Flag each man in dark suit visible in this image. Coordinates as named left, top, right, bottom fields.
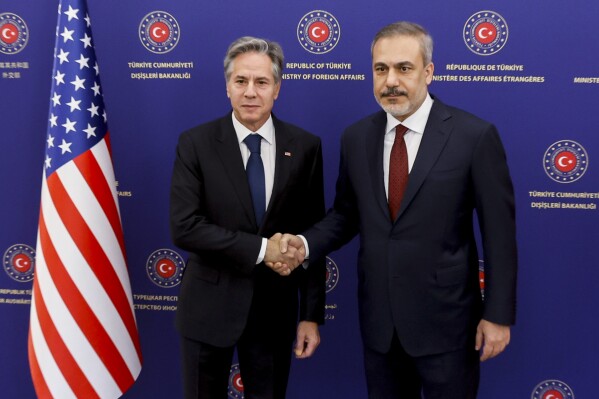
left=170, top=36, right=326, bottom=399
left=277, top=22, right=517, bottom=398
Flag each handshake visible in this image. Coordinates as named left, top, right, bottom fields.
left=264, top=233, right=306, bottom=276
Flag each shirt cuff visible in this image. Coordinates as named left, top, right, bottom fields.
left=297, top=234, right=310, bottom=269
left=256, top=237, right=267, bottom=264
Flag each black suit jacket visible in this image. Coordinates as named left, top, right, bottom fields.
left=304, top=97, right=517, bottom=356
left=170, top=112, right=326, bottom=347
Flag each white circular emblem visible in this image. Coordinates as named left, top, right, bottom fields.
left=139, top=11, right=180, bottom=54
left=543, top=140, right=588, bottom=183
left=3, top=244, right=35, bottom=282
left=0, top=13, right=29, bottom=55
left=325, top=256, right=340, bottom=293
left=146, top=249, right=185, bottom=287
left=531, top=379, right=575, bottom=399
left=463, top=11, right=509, bottom=55
left=228, top=363, right=244, bottom=399
left=297, top=10, right=341, bottom=54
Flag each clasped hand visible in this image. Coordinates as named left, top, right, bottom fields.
left=264, top=233, right=305, bottom=276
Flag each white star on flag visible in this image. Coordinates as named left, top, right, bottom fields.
left=80, top=33, right=92, bottom=48
left=83, top=123, right=97, bottom=138
left=64, top=5, right=79, bottom=21
left=57, top=48, right=70, bottom=64
left=58, top=138, right=73, bottom=154
left=75, top=54, right=90, bottom=69
left=91, top=81, right=101, bottom=96
left=54, top=71, right=65, bottom=85
left=49, top=114, right=58, bottom=127
left=87, top=102, right=99, bottom=117
left=70, top=75, right=86, bottom=90
left=60, top=26, right=75, bottom=42
left=51, top=92, right=61, bottom=106
left=62, top=117, right=77, bottom=133
left=66, top=96, right=81, bottom=112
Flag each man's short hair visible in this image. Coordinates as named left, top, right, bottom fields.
left=371, top=22, right=433, bottom=66
left=224, top=36, right=284, bottom=83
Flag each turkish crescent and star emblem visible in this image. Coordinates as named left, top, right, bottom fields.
left=297, top=10, right=341, bottom=54
left=228, top=364, right=244, bottom=399
left=3, top=244, right=35, bottom=282
left=146, top=249, right=185, bottom=287
left=531, top=379, right=575, bottom=399
left=463, top=10, right=508, bottom=55
left=0, top=12, right=28, bottom=54
left=149, top=21, right=170, bottom=43
left=544, top=140, right=588, bottom=183
left=2, top=23, right=19, bottom=44
left=139, top=11, right=180, bottom=54
left=325, top=256, right=340, bottom=293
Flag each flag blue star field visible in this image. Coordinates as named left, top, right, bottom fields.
left=28, top=1, right=142, bottom=397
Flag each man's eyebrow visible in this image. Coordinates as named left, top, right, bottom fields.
left=394, top=61, right=415, bottom=68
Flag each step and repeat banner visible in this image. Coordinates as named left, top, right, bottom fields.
left=1, top=0, right=598, bottom=398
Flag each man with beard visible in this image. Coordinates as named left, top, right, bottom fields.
left=276, top=22, right=517, bottom=398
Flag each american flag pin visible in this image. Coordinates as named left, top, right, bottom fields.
left=284, top=151, right=292, bottom=157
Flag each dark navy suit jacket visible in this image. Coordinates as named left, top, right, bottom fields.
left=304, top=97, right=517, bottom=356
left=170, top=112, right=326, bottom=347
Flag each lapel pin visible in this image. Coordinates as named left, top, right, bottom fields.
left=284, top=151, right=292, bottom=157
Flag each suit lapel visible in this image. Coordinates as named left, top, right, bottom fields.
left=264, top=116, right=295, bottom=230
left=366, top=111, right=391, bottom=219
left=214, top=115, right=257, bottom=227
left=395, top=100, right=453, bottom=221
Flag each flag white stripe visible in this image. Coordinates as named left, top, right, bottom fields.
left=30, top=286, right=77, bottom=399
left=37, top=176, right=123, bottom=395
left=57, top=160, right=140, bottom=372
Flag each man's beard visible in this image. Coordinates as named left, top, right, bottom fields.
left=376, top=87, right=411, bottom=117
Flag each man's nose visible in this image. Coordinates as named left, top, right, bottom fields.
left=244, top=82, right=257, bottom=97
left=386, top=69, right=401, bottom=87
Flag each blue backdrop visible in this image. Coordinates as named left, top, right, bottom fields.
left=1, top=0, right=598, bottom=398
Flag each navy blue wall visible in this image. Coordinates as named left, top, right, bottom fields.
left=1, top=1, right=598, bottom=397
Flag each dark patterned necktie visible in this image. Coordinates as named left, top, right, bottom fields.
left=388, top=125, right=409, bottom=221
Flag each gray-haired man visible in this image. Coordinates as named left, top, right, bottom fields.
left=170, top=37, right=326, bottom=398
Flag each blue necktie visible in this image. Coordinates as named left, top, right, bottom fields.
left=244, top=134, right=265, bottom=225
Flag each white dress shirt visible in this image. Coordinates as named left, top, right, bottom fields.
left=383, top=94, right=434, bottom=200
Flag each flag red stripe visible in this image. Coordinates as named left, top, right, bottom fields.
left=39, top=187, right=135, bottom=391
left=28, top=330, right=53, bottom=399
left=105, top=131, right=113, bottom=158
left=73, top=148, right=142, bottom=358
left=31, top=270, right=100, bottom=399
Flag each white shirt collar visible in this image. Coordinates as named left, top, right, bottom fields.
left=385, top=93, right=434, bottom=135
left=232, top=113, right=275, bottom=145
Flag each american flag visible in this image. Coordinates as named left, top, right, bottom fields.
left=28, top=1, right=142, bottom=397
